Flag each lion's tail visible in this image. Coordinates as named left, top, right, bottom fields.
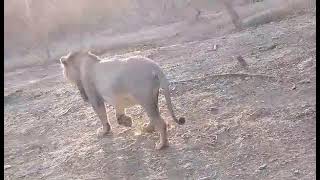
left=156, top=70, right=185, bottom=125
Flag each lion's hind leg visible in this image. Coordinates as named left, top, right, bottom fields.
left=141, top=87, right=168, bottom=150
left=143, top=102, right=169, bottom=150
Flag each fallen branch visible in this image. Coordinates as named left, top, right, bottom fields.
left=171, top=73, right=277, bottom=85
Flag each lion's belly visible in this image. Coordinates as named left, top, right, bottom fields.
left=116, top=95, right=137, bottom=108
left=102, top=93, right=136, bottom=108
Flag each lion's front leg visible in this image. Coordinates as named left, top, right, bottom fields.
left=76, top=81, right=88, bottom=102
left=89, top=93, right=111, bottom=137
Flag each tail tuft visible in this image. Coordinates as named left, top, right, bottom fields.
left=177, top=117, right=186, bottom=125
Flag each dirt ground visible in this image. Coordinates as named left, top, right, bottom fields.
left=4, top=8, right=316, bottom=180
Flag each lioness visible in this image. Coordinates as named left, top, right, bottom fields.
left=60, top=50, right=185, bottom=150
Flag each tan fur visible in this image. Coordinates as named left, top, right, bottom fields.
left=60, top=50, right=185, bottom=150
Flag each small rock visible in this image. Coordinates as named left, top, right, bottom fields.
left=258, top=164, right=267, bottom=170
left=293, top=169, right=300, bottom=175
left=204, top=126, right=211, bottom=131
left=258, top=44, right=277, bottom=51
left=208, top=107, right=218, bottom=113
left=4, top=165, right=11, bottom=170
left=266, top=44, right=277, bottom=50
left=117, top=156, right=124, bottom=160
left=235, top=137, right=244, bottom=144
left=297, top=57, right=313, bottom=70
left=236, top=55, right=248, bottom=68
left=183, top=162, right=192, bottom=169
left=181, top=133, right=191, bottom=140
left=15, top=89, right=23, bottom=93
left=213, top=44, right=218, bottom=51
left=33, top=93, right=42, bottom=98
left=280, top=161, right=289, bottom=166
left=51, top=141, right=58, bottom=146
left=199, top=176, right=211, bottom=180
left=269, top=158, right=278, bottom=163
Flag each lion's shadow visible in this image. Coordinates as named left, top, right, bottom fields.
left=97, top=128, right=188, bottom=179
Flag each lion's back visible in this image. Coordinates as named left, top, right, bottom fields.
left=93, top=56, right=162, bottom=101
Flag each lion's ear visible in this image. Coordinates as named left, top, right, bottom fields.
left=65, top=52, right=72, bottom=58
left=88, top=51, right=101, bottom=61
left=60, top=52, right=73, bottom=65
left=88, top=50, right=96, bottom=57
left=60, top=57, right=67, bottom=65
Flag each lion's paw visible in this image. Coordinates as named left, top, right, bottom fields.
left=142, top=123, right=155, bottom=133
left=155, top=141, right=169, bottom=150
left=96, top=127, right=110, bottom=138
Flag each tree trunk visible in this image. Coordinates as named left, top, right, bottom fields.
left=221, top=0, right=243, bottom=30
